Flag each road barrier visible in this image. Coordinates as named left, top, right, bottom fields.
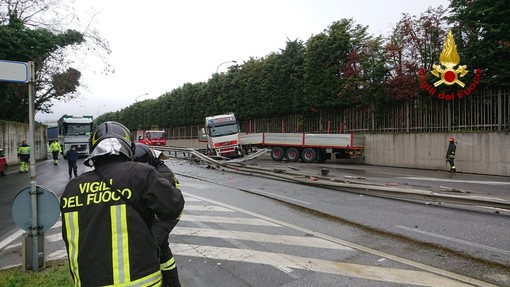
left=160, top=146, right=510, bottom=211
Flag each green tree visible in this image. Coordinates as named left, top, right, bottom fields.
left=304, top=19, right=371, bottom=112
left=0, top=0, right=110, bottom=122
left=386, top=6, right=449, bottom=100
left=448, top=0, right=510, bottom=87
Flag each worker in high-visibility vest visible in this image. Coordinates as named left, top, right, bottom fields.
left=49, top=139, right=62, bottom=165
left=60, top=121, right=185, bottom=286
left=17, top=140, right=30, bottom=173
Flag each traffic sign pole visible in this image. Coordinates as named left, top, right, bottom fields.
left=27, top=61, right=41, bottom=271
left=1, top=59, right=43, bottom=271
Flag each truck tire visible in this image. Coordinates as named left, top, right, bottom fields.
left=271, top=147, right=285, bottom=161
left=301, top=148, right=317, bottom=163
left=285, top=148, right=300, bottom=162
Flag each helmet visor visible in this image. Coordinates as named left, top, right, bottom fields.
left=84, top=138, right=131, bottom=166
left=153, top=149, right=168, bottom=160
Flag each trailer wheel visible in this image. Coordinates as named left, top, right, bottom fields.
left=271, top=147, right=285, bottom=161
left=301, top=148, right=317, bottom=163
left=285, top=147, right=300, bottom=162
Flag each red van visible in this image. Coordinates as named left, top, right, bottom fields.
left=0, top=148, right=7, bottom=176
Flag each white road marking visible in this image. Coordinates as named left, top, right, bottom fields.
left=183, top=192, right=499, bottom=287
left=0, top=229, right=24, bottom=250
left=183, top=205, right=233, bottom=212
left=51, top=220, right=62, bottom=229
left=181, top=215, right=281, bottom=227
left=46, top=233, right=62, bottom=243
left=3, top=242, right=21, bottom=251
left=47, top=249, right=67, bottom=261
left=173, top=227, right=353, bottom=250
left=251, top=189, right=312, bottom=205
left=172, top=243, right=473, bottom=287
left=396, top=225, right=510, bottom=255
left=274, top=265, right=301, bottom=279
left=398, top=177, right=510, bottom=186
left=180, top=182, right=213, bottom=190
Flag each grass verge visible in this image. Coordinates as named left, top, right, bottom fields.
left=0, top=259, right=72, bottom=287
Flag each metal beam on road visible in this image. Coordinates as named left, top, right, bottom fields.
left=161, top=146, right=510, bottom=211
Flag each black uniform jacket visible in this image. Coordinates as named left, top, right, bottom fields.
left=447, top=143, right=457, bottom=158
left=60, top=157, right=185, bottom=286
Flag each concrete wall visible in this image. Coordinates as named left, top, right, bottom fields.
left=171, top=132, right=510, bottom=176
left=363, top=132, right=509, bottom=176
left=0, top=120, right=48, bottom=166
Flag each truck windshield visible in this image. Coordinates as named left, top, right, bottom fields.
left=64, top=124, right=92, bottom=135
left=208, top=124, right=239, bottom=137
left=148, top=132, right=165, bottom=139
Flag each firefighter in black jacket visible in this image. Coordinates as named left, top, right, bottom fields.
left=134, top=143, right=182, bottom=287
left=60, top=121, right=185, bottom=287
left=446, top=137, right=457, bottom=173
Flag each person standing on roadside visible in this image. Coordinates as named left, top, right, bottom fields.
left=49, top=139, right=62, bottom=165
left=64, top=145, right=79, bottom=178
left=446, top=137, right=457, bottom=173
left=17, top=140, right=30, bottom=173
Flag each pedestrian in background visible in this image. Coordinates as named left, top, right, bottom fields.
left=17, top=140, right=30, bottom=173
left=64, top=145, right=79, bottom=178
left=446, top=137, right=457, bottom=173
left=49, top=139, right=62, bottom=165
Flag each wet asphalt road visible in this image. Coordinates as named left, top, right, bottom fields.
left=0, top=154, right=509, bottom=285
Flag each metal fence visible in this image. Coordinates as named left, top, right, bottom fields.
left=167, top=89, right=510, bottom=139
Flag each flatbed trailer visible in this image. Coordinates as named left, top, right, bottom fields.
left=240, top=132, right=364, bottom=163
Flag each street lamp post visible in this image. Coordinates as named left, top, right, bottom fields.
left=216, top=60, right=237, bottom=74
left=135, top=92, right=149, bottom=102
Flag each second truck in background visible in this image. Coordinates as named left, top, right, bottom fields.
left=136, top=126, right=167, bottom=146
left=57, top=115, right=94, bottom=157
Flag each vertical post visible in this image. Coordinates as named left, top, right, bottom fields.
left=406, top=101, right=410, bottom=133
left=447, top=101, right=452, bottom=131
left=497, top=88, right=502, bottom=131
left=327, top=120, right=331, bottom=134
left=28, top=61, right=40, bottom=271
left=281, top=118, right=284, bottom=133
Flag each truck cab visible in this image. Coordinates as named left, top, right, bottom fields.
left=203, top=113, right=244, bottom=158
left=137, top=130, right=167, bottom=146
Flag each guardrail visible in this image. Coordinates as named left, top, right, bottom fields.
left=158, top=146, right=510, bottom=211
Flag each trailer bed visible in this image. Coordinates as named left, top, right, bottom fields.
left=240, top=133, right=364, bottom=149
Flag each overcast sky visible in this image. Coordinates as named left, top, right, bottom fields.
left=35, top=0, right=450, bottom=123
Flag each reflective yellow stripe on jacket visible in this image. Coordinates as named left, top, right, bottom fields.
left=64, top=212, right=81, bottom=287
left=111, top=204, right=130, bottom=284
left=160, top=257, right=176, bottom=271
left=64, top=206, right=162, bottom=287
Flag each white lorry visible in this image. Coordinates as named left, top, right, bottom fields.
left=201, top=113, right=244, bottom=158
left=240, top=132, right=365, bottom=163
left=57, top=115, right=94, bottom=157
